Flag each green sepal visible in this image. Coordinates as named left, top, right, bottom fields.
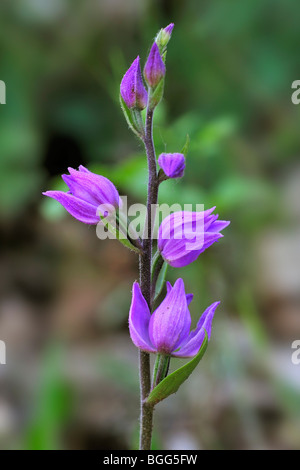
left=119, top=94, right=144, bottom=140
left=99, top=213, right=142, bottom=254
left=146, top=332, right=208, bottom=406
left=158, top=168, right=168, bottom=184
left=155, top=30, right=171, bottom=55
left=149, top=78, right=165, bottom=110
left=152, top=354, right=170, bottom=388
left=181, top=134, right=190, bottom=157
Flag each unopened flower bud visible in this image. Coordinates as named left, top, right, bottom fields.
left=158, top=153, right=185, bottom=179
left=155, top=23, right=174, bottom=52
left=164, top=23, right=174, bottom=37
left=144, top=43, right=166, bottom=88
left=120, top=56, right=148, bottom=110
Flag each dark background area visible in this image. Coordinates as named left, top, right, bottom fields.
left=0, top=0, right=300, bottom=449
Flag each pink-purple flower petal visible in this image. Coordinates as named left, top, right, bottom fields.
left=149, top=278, right=190, bottom=354
left=128, top=282, right=155, bottom=353
left=42, top=191, right=100, bottom=224
left=174, top=302, right=220, bottom=357
left=158, top=208, right=229, bottom=267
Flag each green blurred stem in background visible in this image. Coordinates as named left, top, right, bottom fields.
left=138, top=103, right=159, bottom=450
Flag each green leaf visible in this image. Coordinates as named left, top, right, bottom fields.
left=149, top=78, right=165, bottom=110
left=154, top=261, right=168, bottom=301
left=146, top=332, right=208, bottom=406
left=181, top=134, right=190, bottom=157
left=99, top=214, right=142, bottom=254
left=119, top=94, right=144, bottom=139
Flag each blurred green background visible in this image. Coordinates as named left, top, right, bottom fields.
left=0, top=0, right=300, bottom=450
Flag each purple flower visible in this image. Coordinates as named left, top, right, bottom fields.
left=144, top=43, right=166, bottom=88
left=120, top=56, right=148, bottom=110
left=158, top=152, right=185, bottom=178
left=129, top=278, right=219, bottom=358
left=158, top=207, right=230, bottom=267
left=43, top=165, right=121, bottom=224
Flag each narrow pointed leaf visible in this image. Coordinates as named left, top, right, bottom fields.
left=154, top=261, right=168, bottom=301
left=149, top=78, right=165, bottom=110
left=181, top=134, right=190, bottom=157
left=100, top=214, right=142, bottom=254
left=146, top=332, right=208, bottom=406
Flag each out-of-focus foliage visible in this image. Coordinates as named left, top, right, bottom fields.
left=0, top=0, right=300, bottom=450
left=23, top=343, right=72, bottom=450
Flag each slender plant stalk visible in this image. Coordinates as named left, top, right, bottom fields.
left=138, top=105, right=159, bottom=450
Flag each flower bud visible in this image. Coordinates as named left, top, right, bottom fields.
left=158, top=152, right=185, bottom=179
left=164, top=23, right=174, bottom=37
left=120, top=56, right=148, bottom=110
left=155, top=23, right=174, bottom=52
left=144, top=43, right=166, bottom=88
